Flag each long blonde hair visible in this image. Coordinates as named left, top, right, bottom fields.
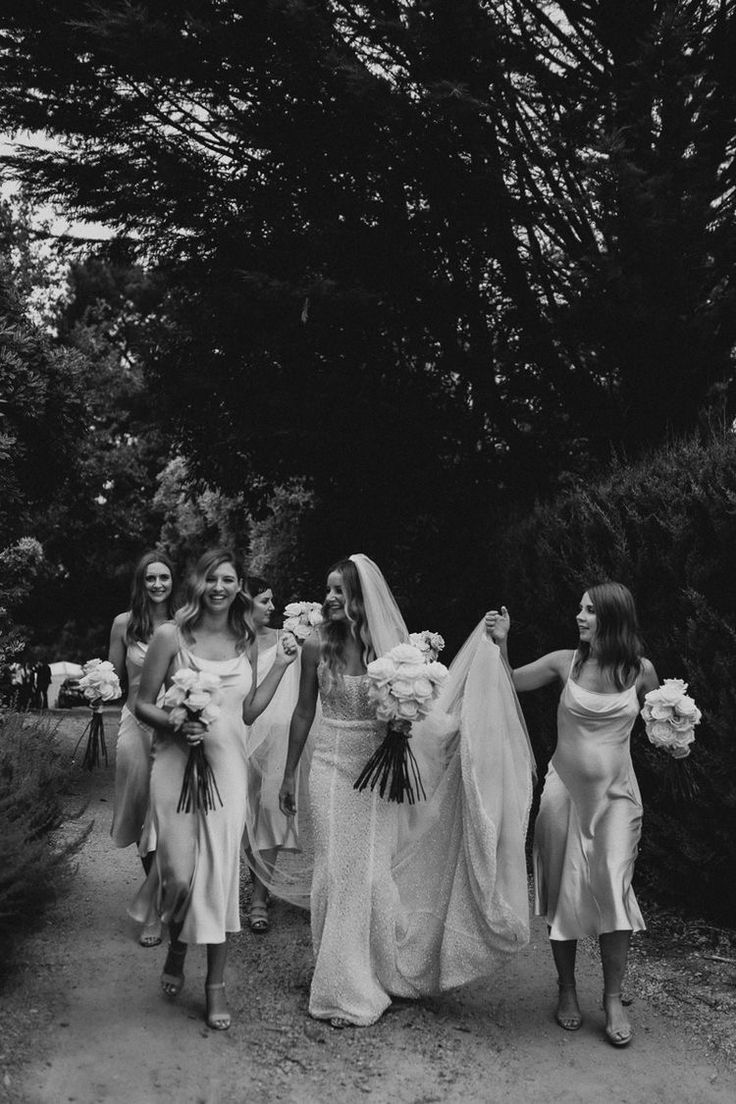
left=176, top=548, right=254, bottom=650
left=320, top=558, right=374, bottom=687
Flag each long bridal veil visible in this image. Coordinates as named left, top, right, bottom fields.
left=255, top=553, right=535, bottom=981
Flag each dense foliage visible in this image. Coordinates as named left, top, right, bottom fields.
left=1, top=1, right=734, bottom=586
left=0, top=4, right=735, bottom=926
left=0, top=712, right=87, bottom=963
left=490, top=429, right=736, bottom=922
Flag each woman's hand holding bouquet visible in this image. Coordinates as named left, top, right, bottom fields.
left=164, top=669, right=224, bottom=813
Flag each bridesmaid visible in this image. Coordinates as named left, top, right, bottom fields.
left=487, top=582, right=659, bottom=1047
left=130, top=548, right=297, bottom=1030
left=243, top=575, right=304, bottom=933
left=109, top=551, right=176, bottom=947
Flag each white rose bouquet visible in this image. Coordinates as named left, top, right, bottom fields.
left=74, top=659, right=122, bottom=770
left=282, top=601, right=324, bottom=642
left=163, top=669, right=224, bottom=814
left=408, top=630, right=446, bottom=663
left=354, top=639, right=449, bottom=804
left=641, top=678, right=701, bottom=759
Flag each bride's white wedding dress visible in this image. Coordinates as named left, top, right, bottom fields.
left=308, top=627, right=534, bottom=1025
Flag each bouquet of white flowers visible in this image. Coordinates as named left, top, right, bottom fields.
left=164, top=669, right=224, bottom=814
left=74, top=659, right=122, bottom=770
left=641, top=679, right=701, bottom=759
left=282, top=601, right=324, bottom=642
left=408, top=630, right=445, bottom=663
left=354, top=639, right=449, bottom=804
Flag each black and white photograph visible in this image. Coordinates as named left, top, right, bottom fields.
left=1, top=3, right=735, bottom=1102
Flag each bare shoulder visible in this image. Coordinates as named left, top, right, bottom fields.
left=637, top=656, right=659, bottom=692
left=548, top=649, right=576, bottom=677
left=111, top=611, right=131, bottom=632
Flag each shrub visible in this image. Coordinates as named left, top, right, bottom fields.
left=490, top=429, right=736, bottom=923
left=0, top=711, right=87, bottom=965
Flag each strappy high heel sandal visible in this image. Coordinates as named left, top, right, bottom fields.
left=602, top=992, right=632, bottom=1047
left=205, top=982, right=231, bottom=1030
left=139, top=918, right=162, bottom=948
left=160, top=944, right=187, bottom=998
left=555, top=983, right=583, bottom=1031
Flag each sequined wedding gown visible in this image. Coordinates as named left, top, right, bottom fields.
left=308, top=638, right=533, bottom=1026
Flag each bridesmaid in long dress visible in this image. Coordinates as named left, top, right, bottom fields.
left=109, top=551, right=176, bottom=947
left=130, top=549, right=297, bottom=1030
left=486, top=581, right=659, bottom=1047
left=243, top=575, right=305, bottom=932
left=278, top=554, right=534, bottom=1029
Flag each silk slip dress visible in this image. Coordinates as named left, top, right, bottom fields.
left=130, top=637, right=252, bottom=944
left=111, top=640, right=154, bottom=848
left=533, top=666, right=645, bottom=940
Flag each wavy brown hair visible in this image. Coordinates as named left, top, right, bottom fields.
left=125, top=551, right=176, bottom=647
left=176, top=548, right=254, bottom=650
left=320, top=558, right=374, bottom=687
left=572, top=581, right=644, bottom=690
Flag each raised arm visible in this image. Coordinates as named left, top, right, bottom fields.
left=278, top=634, right=320, bottom=816
left=108, top=612, right=129, bottom=683
left=242, top=633, right=298, bottom=724
left=510, top=650, right=573, bottom=693
left=484, top=606, right=571, bottom=692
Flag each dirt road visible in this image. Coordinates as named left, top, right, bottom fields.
left=2, top=710, right=735, bottom=1104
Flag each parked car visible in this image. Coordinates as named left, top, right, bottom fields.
left=57, top=677, right=88, bottom=709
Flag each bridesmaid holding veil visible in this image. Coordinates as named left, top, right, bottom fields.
left=278, top=553, right=535, bottom=1028
left=487, top=582, right=658, bottom=1047
left=109, top=551, right=176, bottom=948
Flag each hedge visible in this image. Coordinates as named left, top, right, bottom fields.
left=489, top=429, right=736, bottom=923
left=0, top=712, right=87, bottom=967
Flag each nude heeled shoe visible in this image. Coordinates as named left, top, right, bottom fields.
left=602, top=992, right=632, bottom=1047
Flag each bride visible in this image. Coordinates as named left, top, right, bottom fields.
left=278, top=553, right=535, bottom=1027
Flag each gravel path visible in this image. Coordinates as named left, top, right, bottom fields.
left=1, top=709, right=735, bottom=1104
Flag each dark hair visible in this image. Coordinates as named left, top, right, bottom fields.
left=125, top=551, right=176, bottom=646
left=175, top=548, right=254, bottom=650
left=245, top=575, right=270, bottom=598
left=320, top=557, right=374, bottom=686
left=572, top=581, right=644, bottom=690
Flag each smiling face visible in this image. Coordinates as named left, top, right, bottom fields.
left=251, top=588, right=274, bottom=629
left=324, top=570, right=348, bottom=621
left=203, top=561, right=241, bottom=613
left=144, top=562, right=173, bottom=605
left=576, top=591, right=598, bottom=646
